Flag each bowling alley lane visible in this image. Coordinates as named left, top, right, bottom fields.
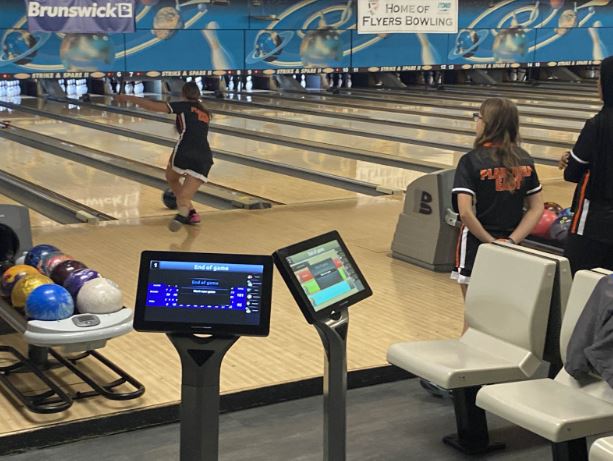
left=0, top=192, right=58, bottom=227
left=0, top=136, right=188, bottom=221
left=7, top=108, right=361, bottom=204
left=204, top=98, right=575, bottom=156
left=241, top=94, right=595, bottom=129
left=344, top=87, right=602, bottom=110
left=15, top=99, right=430, bottom=192
left=438, top=83, right=601, bottom=102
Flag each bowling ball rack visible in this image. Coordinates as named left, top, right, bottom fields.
left=0, top=297, right=145, bottom=414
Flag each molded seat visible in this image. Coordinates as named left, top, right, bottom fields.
left=477, top=269, right=613, bottom=460
left=387, top=244, right=560, bottom=453
left=477, top=372, right=613, bottom=442
left=591, top=437, right=613, bottom=461
left=387, top=328, right=542, bottom=389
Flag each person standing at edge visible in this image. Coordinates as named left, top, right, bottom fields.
left=559, top=56, right=613, bottom=274
left=452, top=98, right=544, bottom=327
left=116, top=82, right=213, bottom=232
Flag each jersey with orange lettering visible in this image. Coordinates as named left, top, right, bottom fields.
left=452, top=146, right=542, bottom=232
left=167, top=101, right=213, bottom=181
left=451, top=146, right=541, bottom=283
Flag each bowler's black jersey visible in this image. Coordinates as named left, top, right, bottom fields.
left=167, top=101, right=212, bottom=164
left=452, top=146, right=542, bottom=232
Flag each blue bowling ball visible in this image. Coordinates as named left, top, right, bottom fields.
left=559, top=207, right=574, bottom=218
left=26, top=284, right=74, bottom=321
left=25, top=244, right=60, bottom=269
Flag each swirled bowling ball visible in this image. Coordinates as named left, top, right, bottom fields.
left=26, top=284, right=74, bottom=320
left=77, top=278, right=123, bottom=314
left=299, top=28, right=342, bottom=67
left=64, top=268, right=100, bottom=300
left=152, top=7, right=183, bottom=40
left=493, top=28, right=528, bottom=63
left=559, top=207, right=574, bottom=218
left=42, top=253, right=74, bottom=277
left=1, top=30, right=39, bottom=65
left=1, top=264, right=40, bottom=297
left=549, top=216, right=572, bottom=242
left=544, top=202, right=563, bottom=215
left=11, top=274, right=53, bottom=308
left=0, top=223, right=20, bottom=263
left=25, top=244, right=60, bottom=268
left=36, top=249, right=63, bottom=273
left=60, top=34, right=114, bottom=71
left=50, top=260, right=87, bottom=285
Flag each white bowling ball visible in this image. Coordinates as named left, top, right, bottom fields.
left=76, top=277, right=123, bottom=314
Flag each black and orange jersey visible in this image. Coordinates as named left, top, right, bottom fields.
left=167, top=101, right=212, bottom=161
left=565, top=117, right=613, bottom=244
left=452, top=146, right=542, bottom=232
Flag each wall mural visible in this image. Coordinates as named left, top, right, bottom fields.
left=0, top=0, right=610, bottom=79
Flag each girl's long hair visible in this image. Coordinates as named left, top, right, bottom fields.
left=182, top=82, right=212, bottom=120
left=474, top=97, right=522, bottom=189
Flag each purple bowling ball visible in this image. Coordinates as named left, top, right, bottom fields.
left=63, top=268, right=100, bottom=299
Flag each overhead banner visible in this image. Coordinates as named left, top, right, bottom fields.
left=25, top=0, right=135, bottom=33
left=357, top=0, right=458, bottom=34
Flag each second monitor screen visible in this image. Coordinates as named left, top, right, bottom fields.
left=285, top=240, right=365, bottom=311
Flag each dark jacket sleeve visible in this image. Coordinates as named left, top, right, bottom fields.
left=565, top=119, right=595, bottom=183
left=584, top=277, right=613, bottom=387
left=565, top=276, right=613, bottom=382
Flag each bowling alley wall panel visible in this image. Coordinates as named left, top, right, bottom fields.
left=0, top=0, right=611, bottom=79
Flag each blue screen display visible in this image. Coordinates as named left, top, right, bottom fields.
left=144, top=260, right=264, bottom=326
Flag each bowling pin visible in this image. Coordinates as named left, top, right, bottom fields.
left=67, top=79, right=77, bottom=96
left=346, top=73, right=352, bottom=88
left=336, top=74, right=343, bottom=88
left=228, top=76, right=235, bottom=91
left=588, top=21, right=608, bottom=61
left=135, top=81, right=144, bottom=94
left=300, top=74, right=306, bottom=88
left=201, top=21, right=236, bottom=70
left=195, top=77, right=203, bottom=91
left=126, top=82, right=134, bottom=94
left=246, top=76, right=253, bottom=91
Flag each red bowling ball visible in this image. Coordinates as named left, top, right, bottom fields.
left=531, top=209, right=558, bottom=239
left=50, top=260, right=87, bottom=285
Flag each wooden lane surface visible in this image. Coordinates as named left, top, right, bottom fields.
left=0, top=137, right=181, bottom=221
left=205, top=98, right=579, bottom=145
left=33, top=101, right=428, bottom=192
left=0, top=196, right=464, bottom=436
left=10, top=106, right=362, bottom=205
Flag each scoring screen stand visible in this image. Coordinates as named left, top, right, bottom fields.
left=167, top=333, right=239, bottom=461
left=313, top=309, right=349, bottom=461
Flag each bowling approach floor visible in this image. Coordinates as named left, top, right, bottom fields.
left=0, top=82, right=583, bottom=451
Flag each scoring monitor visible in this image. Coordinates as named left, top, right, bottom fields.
left=274, top=231, right=372, bottom=323
left=134, top=251, right=273, bottom=336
